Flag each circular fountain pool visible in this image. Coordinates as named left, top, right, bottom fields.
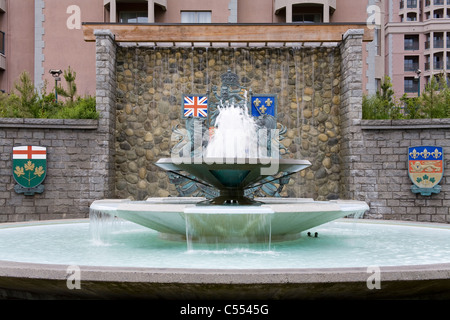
left=0, top=219, right=449, bottom=269
left=1, top=218, right=449, bottom=300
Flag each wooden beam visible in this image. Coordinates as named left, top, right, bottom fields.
left=82, top=23, right=373, bottom=43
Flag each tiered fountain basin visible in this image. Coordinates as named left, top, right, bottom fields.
left=90, top=197, right=369, bottom=242
left=90, top=158, right=369, bottom=242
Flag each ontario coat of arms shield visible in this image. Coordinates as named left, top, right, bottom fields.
left=408, top=146, right=443, bottom=196
left=12, top=146, right=47, bottom=195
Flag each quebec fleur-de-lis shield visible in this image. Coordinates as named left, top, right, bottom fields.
left=12, top=146, right=47, bottom=195
left=251, top=95, right=277, bottom=117
left=408, top=146, right=443, bottom=196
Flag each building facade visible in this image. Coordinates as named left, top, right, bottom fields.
left=385, top=0, right=450, bottom=96
left=2, top=1, right=448, bottom=99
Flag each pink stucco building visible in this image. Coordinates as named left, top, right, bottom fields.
left=0, top=1, right=446, bottom=98
left=386, top=0, right=450, bottom=96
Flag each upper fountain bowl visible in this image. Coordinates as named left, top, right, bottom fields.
left=154, top=157, right=311, bottom=205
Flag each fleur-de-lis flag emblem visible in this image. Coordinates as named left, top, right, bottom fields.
left=408, top=146, right=443, bottom=196
left=12, top=146, right=47, bottom=190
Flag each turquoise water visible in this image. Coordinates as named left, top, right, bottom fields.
left=0, top=219, right=449, bottom=269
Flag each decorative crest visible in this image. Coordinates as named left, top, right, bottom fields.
left=220, top=69, right=240, bottom=88
left=408, top=146, right=444, bottom=196
left=12, top=146, right=47, bottom=196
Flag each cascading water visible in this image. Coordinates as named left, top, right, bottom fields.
left=204, top=102, right=260, bottom=159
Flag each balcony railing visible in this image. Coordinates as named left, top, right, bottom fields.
left=434, top=61, right=444, bottom=69
left=405, top=62, right=420, bottom=72
left=434, top=0, right=444, bottom=5
left=405, top=42, right=420, bottom=50
left=405, top=82, right=419, bottom=93
left=402, top=0, right=419, bottom=8
left=434, top=39, right=444, bottom=48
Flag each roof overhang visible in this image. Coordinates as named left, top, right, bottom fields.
left=82, top=23, right=373, bottom=47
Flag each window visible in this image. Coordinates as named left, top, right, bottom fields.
left=181, top=11, right=211, bottom=23
left=119, top=11, right=148, bottom=23
left=407, top=0, right=418, bottom=8
left=0, top=31, right=4, bottom=55
left=434, top=33, right=444, bottom=48
left=406, top=13, right=417, bottom=21
left=292, top=13, right=322, bottom=23
left=404, top=77, right=419, bottom=93
left=404, top=56, right=419, bottom=71
left=404, top=35, right=419, bottom=50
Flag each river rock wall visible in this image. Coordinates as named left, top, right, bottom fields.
left=115, top=46, right=342, bottom=201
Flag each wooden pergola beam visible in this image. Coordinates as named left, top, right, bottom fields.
left=82, top=23, right=373, bottom=43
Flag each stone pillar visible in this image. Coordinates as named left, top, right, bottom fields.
left=339, top=29, right=365, bottom=201
left=94, top=29, right=117, bottom=198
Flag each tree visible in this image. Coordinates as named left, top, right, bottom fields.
left=420, top=74, right=447, bottom=118
left=57, top=66, right=78, bottom=104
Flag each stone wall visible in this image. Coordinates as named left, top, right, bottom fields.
left=114, top=45, right=342, bottom=201
left=0, top=118, right=112, bottom=222
left=357, top=119, right=450, bottom=223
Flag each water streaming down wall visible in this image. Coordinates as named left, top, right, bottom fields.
left=115, top=46, right=342, bottom=201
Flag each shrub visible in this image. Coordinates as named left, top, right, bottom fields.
left=0, top=69, right=98, bottom=120
left=362, top=76, right=402, bottom=119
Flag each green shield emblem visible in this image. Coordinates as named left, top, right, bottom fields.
left=12, top=146, right=47, bottom=189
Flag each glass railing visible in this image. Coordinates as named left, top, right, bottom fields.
left=434, top=0, right=444, bottom=5
left=434, top=39, right=444, bottom=48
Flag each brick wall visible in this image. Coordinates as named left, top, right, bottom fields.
left=0, top=118, right=113, bottom=222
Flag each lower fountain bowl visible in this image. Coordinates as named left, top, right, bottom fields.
left=90, top=197, right=369, bottom=242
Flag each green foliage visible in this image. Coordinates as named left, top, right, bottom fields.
left=363, top=74, right=450, bottom=120
left=51, top=96, right=98, bottom=119
left=362, top=76, right=402, bottom=120
left=0, top=68, right=98, bottom=120
left=56, top=66, right=77, bottom=103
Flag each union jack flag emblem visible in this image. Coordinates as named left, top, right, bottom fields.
left=183, top=95, right=208, bottom=118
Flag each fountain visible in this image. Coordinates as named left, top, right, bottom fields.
left=90, top=70, right=369, bottom=244
left=1, top=33, right=449, bottom=301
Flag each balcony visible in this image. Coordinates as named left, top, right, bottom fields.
left=274, top=0, right=337, bottom=22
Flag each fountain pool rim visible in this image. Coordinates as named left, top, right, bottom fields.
left=0, top=218, right=450, bottom=299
